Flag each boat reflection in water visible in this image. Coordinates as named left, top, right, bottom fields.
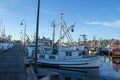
left=40, top=68, right=100, bottom=80
left=39, top=56, right=120, bottom=80
left=99, top=56, right=120, bottom=80
left=111, top=40, right=120, bottom=72
left=112, top=57, right=120, bottom=72
left=58, top=68, right=100, bottom=80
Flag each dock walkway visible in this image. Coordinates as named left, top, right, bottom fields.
left=0, top=46, right=27, bottom=80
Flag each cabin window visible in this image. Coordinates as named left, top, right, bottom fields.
left=66, top=52, right=72, bottom=56
left=28, top=45, right=35, bottom=47
left=49, top=55, right=55, bottom=59
left=39, top=55, right=45, bottom=58
left=78, top=52, right=82, bottom=56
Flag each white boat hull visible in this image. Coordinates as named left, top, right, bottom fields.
left=38, top=56, right=104, bottom=68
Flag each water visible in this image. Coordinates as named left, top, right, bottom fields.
left=99, top=56, right=120, bottom=80
left=39, top=56, right=120, bottom=80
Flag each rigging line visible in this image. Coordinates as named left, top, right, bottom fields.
left=63, top=20, right=74, bottom=43
left=63, top=20, right=74, bottom=42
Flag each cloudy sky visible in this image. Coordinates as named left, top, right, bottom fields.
left=0, top=0, right=120, bottom=41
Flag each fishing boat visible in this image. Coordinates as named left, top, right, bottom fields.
left=111, top=40, right=120, bottom=57
left=27, top=43, right=104, bottom=68
left=27, top=13, right=104, bottom=68
left=38, top=45, right=104, bottom=68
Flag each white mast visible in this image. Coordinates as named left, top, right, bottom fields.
left=59, top=13, right=63, bottom=48
left=51, top=20, right=55, bottom=48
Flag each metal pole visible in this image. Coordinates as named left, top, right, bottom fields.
left=23, top=20, right=26, bottom=50
left=20, top=19, right=26, bottom=51
left=34, top=0, right=40, bottom=73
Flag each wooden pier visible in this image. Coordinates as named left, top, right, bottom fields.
left=0, top=46, right=59, bottom=80
left=0, top=46, right=27, bottom=80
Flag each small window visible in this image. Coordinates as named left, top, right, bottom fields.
left=39, top=55, right=45, bottom=58
left=78, top=52, right=82, bottom=56
left=49, top=55, right=55, bottom=59
left=66, top=51, right=72, bottom=56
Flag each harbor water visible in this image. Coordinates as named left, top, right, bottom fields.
left=39, top=56, right=120, bottom=80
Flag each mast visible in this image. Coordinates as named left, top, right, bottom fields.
left=59, top=13, right=63, bottom=48
left=0, top=19, right=3, bottom=40
left=56, top=13, right=75, bottom=46
left=52, top=20, right=55, bottom=48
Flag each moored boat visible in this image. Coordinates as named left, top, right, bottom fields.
left=26, top=14, right=104, bottom=68
left=111, top=40, right=120, bottom=58
left=38, top=45, right=104, bottom=68
left=26, top=42, right=104, bottom=68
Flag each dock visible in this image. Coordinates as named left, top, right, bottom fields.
left=0, top=46, right=27, bottom=80
left=0, top=46, right=59, bottom=80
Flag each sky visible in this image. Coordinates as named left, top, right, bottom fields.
left=0, top=0, right=120, bottom=41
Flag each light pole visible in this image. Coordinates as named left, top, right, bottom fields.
left=20, top=19, right=26, bottom=52
left=34, top=0, right=40, bottom=74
